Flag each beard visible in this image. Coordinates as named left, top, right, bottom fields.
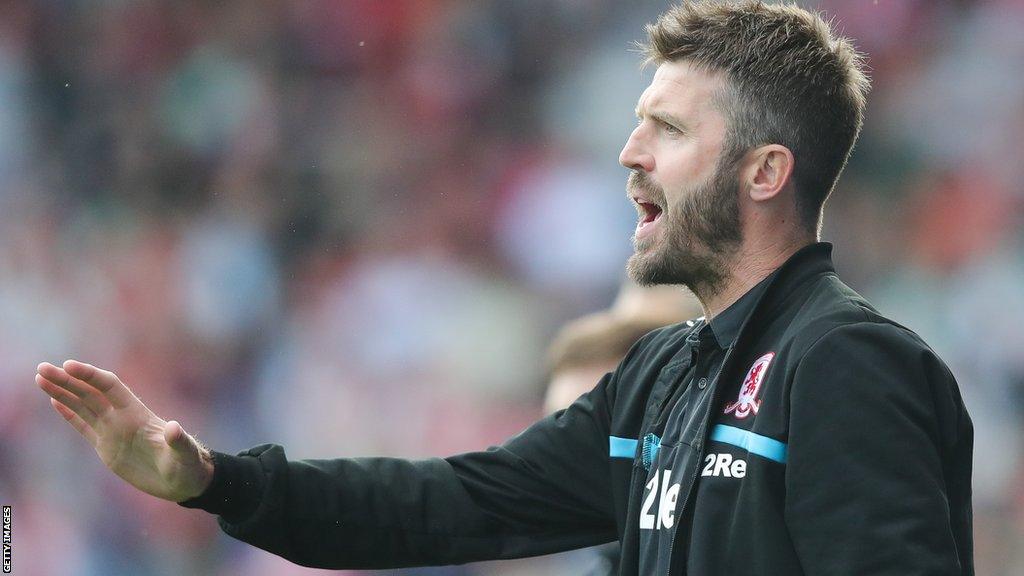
left=626, top=158, right=742, bottom=296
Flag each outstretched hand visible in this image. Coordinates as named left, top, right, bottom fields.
left=35, top=360, right=214, bottom=503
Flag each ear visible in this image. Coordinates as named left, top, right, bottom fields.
left=742, top=144, right=794, bottom=202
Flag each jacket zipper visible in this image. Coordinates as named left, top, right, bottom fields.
left=649, top=329, right=702, bottom=431
left=665, top=343, right=736, bottom=576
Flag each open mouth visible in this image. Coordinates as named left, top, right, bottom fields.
left=634, top=197, right=664, bottom=229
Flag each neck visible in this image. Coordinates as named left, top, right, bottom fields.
left=696, top=234, right=814, bottom=320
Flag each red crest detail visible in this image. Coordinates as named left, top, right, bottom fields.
left=723, top=352, right=775, bottom=419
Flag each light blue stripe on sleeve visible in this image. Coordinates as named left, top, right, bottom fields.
left=609, top=436, right=638, bottom=458
left=710, top=425, right=787, bottom=464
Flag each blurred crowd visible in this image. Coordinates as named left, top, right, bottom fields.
left=0, top=1, right=1021, bottom=574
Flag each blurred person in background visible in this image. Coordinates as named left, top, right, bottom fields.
left=32, top=2, right=977, bottom=575
left=543, top=284, right=699, bottom=416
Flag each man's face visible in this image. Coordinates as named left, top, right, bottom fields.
left=619, top=60, right=743, bottom=291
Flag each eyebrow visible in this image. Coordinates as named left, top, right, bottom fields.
left=635, top=107, right=689, bottom=131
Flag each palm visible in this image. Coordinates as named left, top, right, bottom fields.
left=35, top=360, right=213, bottom=502
left=93, top=403, right=170, bottom=494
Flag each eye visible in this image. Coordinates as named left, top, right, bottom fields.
left=661, top=121, right=682, bottom=136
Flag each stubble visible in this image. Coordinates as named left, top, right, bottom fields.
left=626, top=160, right=742, bottom=298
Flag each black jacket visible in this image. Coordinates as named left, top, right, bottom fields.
left=182, top=242, right=974, bottom=575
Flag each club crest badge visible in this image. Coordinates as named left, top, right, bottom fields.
left=723, top=352, right=775, bottom=419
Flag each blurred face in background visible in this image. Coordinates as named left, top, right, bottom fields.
left=620, top=60, right=743, bottom=293
left=543, top=362, right=618, bottom=415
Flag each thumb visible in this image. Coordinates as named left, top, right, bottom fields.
left=163, top=420, right=198, bottom=455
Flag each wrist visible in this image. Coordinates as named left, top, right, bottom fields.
left=196, top=448, right=215, bottom=495
left=177, top=449, right=267, bottom=523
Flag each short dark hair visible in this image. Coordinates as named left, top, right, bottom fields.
left=643, top=1, right=870, bottom=233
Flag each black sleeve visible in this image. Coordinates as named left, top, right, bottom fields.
left=179, top=372, right=619, bottom=569
left=784, top=322, right=972, bottom=576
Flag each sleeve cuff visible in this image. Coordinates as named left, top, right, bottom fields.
left=177, top=449, right=267, bottom=524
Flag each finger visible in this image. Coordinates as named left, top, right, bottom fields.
left=164, top=420, right=198, bottom=455
left=36, top=363, right=113, bottom=416
left=50, top=397, right=99, bottom=446
left=36, top=373, right=99, bottom=427
left=61, top=360, right=137, bottom=410
left=37, top=362, right=75, bottom=387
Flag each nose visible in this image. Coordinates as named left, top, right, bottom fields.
left=619, top=125, right=654, bottom=173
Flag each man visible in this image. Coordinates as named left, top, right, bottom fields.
left=35, top=2, right=974, bottom=574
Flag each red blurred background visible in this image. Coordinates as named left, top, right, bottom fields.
left=0, top=1, right=1021, bottom=574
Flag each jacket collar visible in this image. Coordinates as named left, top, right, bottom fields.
left=687, top=242, right=834, bottom=351
left=762, top=241, right=836, bottom=302
left=729, top=241, right=836, bottom=346
left=708, top=274, right=770, bottom=349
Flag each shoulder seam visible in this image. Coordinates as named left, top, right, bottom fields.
left=797, top=318, right=912, bottom=368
